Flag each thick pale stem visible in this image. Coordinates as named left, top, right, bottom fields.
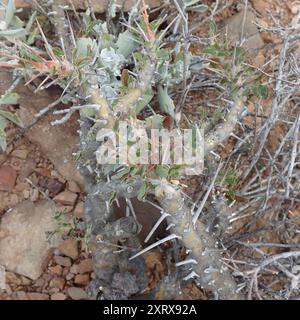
left=155, top=184, right=244, bottom=300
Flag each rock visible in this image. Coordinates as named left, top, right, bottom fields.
left=16, top=84, right=84, bottom=188
left=53, top=256, right=72, bottom=267
left=48, top=265, right=63, bottom=276
left=224, top=9, right=264, bottom=51
left=67, top=180, right=81, bottom=193
left=62, top=267, right=70, bottom=276
left=22, top=189, right=30, bottom=199
left=51, top=292, right=67, bottom=300
left=58, top=238, right=79, bottom=260
left=0, top=70, right=12, bottom=95
left=49, top=288, right=59, bottom=294
left=0, top=166, right=17, bottom=191
left=27, top=292, right=49, bottom=300
left=57, top=205, right=73, bottom=213
left=20, top=275, right=32, bottom=286
left=67, top=287, right=88, bottom=300
left=11, top=149, right=29, bottom=160
left=29, top=188, right=39, bottom=202
left=73, top=259, right=93, bottom=274
left=15, top=0, right=32, bottom=8
left=73, top=201, right=84, bottom=219
left=6, top=272, right=22, bottom=285
left=66, top=273, right=74, bottom=281
left=8, top=194, right=19, bottom=207
left=74, top=274, right=90, bottom=286
left=250, top=0, right=268, bottom=14
left=19, top=157, right=36, bottom=181
left=53, top=190, right=78, bottom=206
left=32, top=278, right=45, bottom=288
left=14, top=181, right=30, bottom=192
left=49, top=277, right=65, bottom=290
left=38, top=176, right=65, bottom=196
left=15, top=291, right=29, bottom=300
left=0, top=200, right=61, bottom=280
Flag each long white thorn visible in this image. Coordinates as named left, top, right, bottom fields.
left=129, top=234, right=180, bottom=260
left=144, top=212, right=170, bottom=243
left=183, top=271, right=200, bottom=281
left=175, top=259, right=198, bottom=267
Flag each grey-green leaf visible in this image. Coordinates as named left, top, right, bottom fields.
left=186, top=4, right=208, bottom=12
left=5, top=0, right=16, bottom=26
left=0, top=28, right=27, bottom=38
left=134, top=88, right=153, bottom=115
left=75, top=37, right=94, bottom=60
left=0, top=92, right=19, bottom=105
left=157, top=85, right=175, bottom=118
left=116, top=30, right=138, bottom=58
left=0, top=110, right=22, bottom=126
left=137, top=181, right=147, bottom=201
left=0, top=116, right=7, bottom=152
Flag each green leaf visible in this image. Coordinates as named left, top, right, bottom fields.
left=186, top=4, right=208, bottom=12
left=0, top=92, right=19, bottom=105
left=252, top=84, right=268, bottom=99
left=75, top=37, right=94, bottom=60
left=137, top=181, right=147, bottom=201
left=168, top=165, right=182, bottom=177
left=0, top=28, right=27, bottom=38
left=5, top=0, right=15, bottom=26
left=155, top=165, right=169, bottom=178
left=184, top=0, right=201, bottom=6
left=0, top=116, right=7, bottom=152
left=208, top=20, right=217, bottom=36
left=80, top=107, right=97, bottom=118
left=145, top=114, right=164, bottom=130
left=111, top=166, right=131, bottom=180
left=11, top=16, right=24, bottom=29
left=52, top=47, right=65, bottom=58
left=157, top=85, right=175, bottom=118
left=0, top=110, right=22, bottom=126
left=116, top=30, right=138, bottom=58
left=108, top=191, right=117, bottom=205
left=134, top=88, right=153, bottom=115
left=26, top=11, right=37, bottom=32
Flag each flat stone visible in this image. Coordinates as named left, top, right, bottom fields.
left=58, top=238, right=79, bottom=260
left=27, top=292, right=49, bottom=300
left=53, top=190, right=78, bottom=206
left=66, top=273, right=74, bottom=281
left=6, top=272, right=21, bottom=285
left=67, top=180, right=81, bottom=193
left=15, top=291, right=29, bottom=300
left=74, top=259, right=93, bottom=274
left=0, top=166, right=17, bottom=191
left=29, top=188, right=39, bottom=202
left=48, top=265, right=63, bottom=276
left=224, top=9, right=264, bottom=51
left=49, top=277, right=65, bottom=290
left=0, top=201, right=61, bottom=280
left=11, top=149, right=30, bottom=160
left=73, top=201, right=84, bottom=219
left=74, top=274, right=90, bottom=286
left=51, top=292, right=67, bottom=300
left=53, top=256, right=72, bottom=268
left=67, top=287, right=88, bottom=300
left=16, top=84, right=84, bottom=188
